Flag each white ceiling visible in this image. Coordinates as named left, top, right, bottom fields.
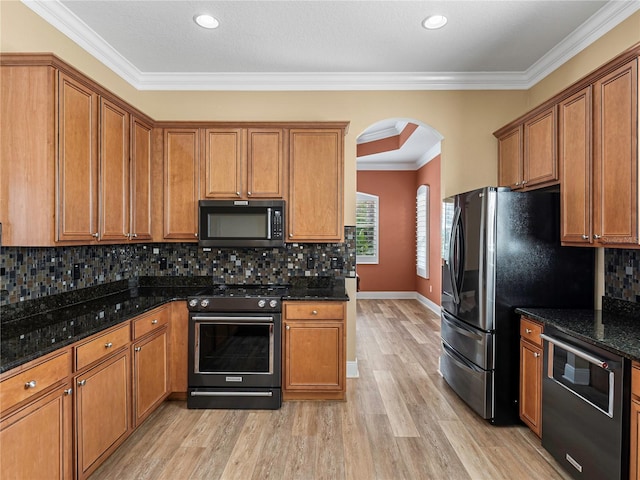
left=22, top=0, right=640, bottom=169
left=24, top=0, right=640, bottom=91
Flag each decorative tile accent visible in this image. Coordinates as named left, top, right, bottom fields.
left=0, top=226, right=356, bottom=306
left=605, top=249, right=640, bottom=304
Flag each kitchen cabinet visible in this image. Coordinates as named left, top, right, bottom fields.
left=169, top=301, right=189, bottom=397
left=288, top=128, right=345, bottom=242
left=0, top=349, right=73, bottom=480
left=75, top=348, right=131, bottom=480
left=519, top=316, right=543, bottom=437
left=163, top=128, right=200, bottom=241
left=496, top=107, right=558, bottom=191
left=132, top=306, right=170, bottom=427
left=129, top=116, right=154, bottom=241
left=282, top=301, right=346, bottom=400
left=202, top=128, right=286, bottom=199
left=631, top=361, right=640, bottom=480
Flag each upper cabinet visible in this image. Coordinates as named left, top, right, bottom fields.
left=288, top=128, right=346, bottom=243
left=496, top=106, right=558, bottom=191
left=202, top=128, right=286, bottom=199
left=0, top=55, right=156, bottom=246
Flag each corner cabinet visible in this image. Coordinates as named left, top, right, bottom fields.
left=288, top=127, right=346, bottom=242
left=282, top=301, right=346, bottom=400
left=519, top=316, right=543, bottom=437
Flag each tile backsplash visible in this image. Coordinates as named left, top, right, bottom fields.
left=1, top=227, right=356, bottom=306
left=605, top=248, right=640, bottom=303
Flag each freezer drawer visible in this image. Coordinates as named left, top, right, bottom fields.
left=441, top=310, right=494, bottom=370
left=440, top=340, right=493, bottom=419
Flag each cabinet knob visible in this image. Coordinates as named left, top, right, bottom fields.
left=286, top=325, right=290, bottom=330
left=151, top=319, right=158, bottom=325
left=515, top=182, right=521, bottom=186
left=581, top=234, right=589, bottom=240
left=92, top=232, right=99, bottom=238
left=134, top=347, right=142, bottom=352
left=24, top=380, right=37, bottom=389
left=534, top=352, right=540, bottom=358
left=289, top=233, right=293, bottom=238
left=104, top=342, right=113, bottom=348
left=236, top=192, right=241, bottom=196
left=522, top=180, right=527, bottom=185
left=594, top=234, right=602, bottom=240
left=77, top=379, right=87, bottom=387
left=194, top=233, right=198, bottom=237
left=131, top=233, right=138, bottom=239
left=247, top=192, right=252, bottom=196
left=312, top=310, right=318, bottom=315
left=525, top=328, right=532, bottom=334
left=64, top=388, right=73, bottom=396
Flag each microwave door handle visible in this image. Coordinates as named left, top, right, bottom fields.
left=267, top=207, right=272, bottom=239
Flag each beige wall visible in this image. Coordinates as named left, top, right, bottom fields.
left=3, top=0, right=638, bottom=358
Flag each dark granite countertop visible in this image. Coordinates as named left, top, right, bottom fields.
left=0, top=276, right=348, bottom=373
left=516, top=299, right=640, bottom=362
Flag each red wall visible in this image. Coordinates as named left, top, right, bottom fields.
left=355, top=155, right=441, bottom=306
left=356, top=170, right=416, bottom=292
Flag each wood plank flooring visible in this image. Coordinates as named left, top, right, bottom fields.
left=90, top=299, right=571, bottom=480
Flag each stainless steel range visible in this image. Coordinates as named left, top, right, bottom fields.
left=187, top=285, right=286, bottom=409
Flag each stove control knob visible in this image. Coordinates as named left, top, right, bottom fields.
left=200, top=299, right=210, bottom=308
left=269, top=300, right=278, bottom=308
left=258, top=299, right=266, bottom=308
left=188, top=299, right=198, bottom=308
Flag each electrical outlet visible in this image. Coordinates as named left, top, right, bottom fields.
left=73, top=264, right=81, bottom=280
left=159, top=257, right=167, bottom=270
left=306, top=256, right=315, bottom=269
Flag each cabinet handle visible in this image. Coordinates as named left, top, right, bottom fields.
left=77, top=379, right=86, bottom=387
left=286, top=325, right=290, bottom=330
left=594, top=234, right=602, bottom=240
left=92, top=232, right=99, bottom=238
left=289, top=233, right=293, bottom=238
left=194, top=233, right=198, bottom=237
left=311, top=310, right=318, bottom=315
left=522, top=180, right=527, bottom=185
left=64, top=388, right=73, bottom=396
left=236, top=192, right=241, bottom=196
left=515, top=182, right=521, bottom=186
left=131, top=233, right=138, bottom=239
left=151, top=319, right=158, bottom=325
left=134, top=347, right=142, bottom=352
left=24, top=380, right=37, bottom=389
left=105, top=342, right=113, bottom=348
left=534, top=352, right=540, bottom=358
left=247, top=191, right=252, bottom=196
left=525, top=328, right=532, bottom=334
left=582, top=234, right=589, bottom=240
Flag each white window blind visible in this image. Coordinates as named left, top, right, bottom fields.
left=356, top=192, right=379, bottom=264
left=416, top=185, right=429, bottom=278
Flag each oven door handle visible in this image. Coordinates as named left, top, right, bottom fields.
left=540, top=333, right=611, bottom=370
left=192, top=316, right=274, bottom=322
left=190, top=391, right=273, bottom=397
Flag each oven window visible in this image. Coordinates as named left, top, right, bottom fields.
left=549, top=344, right=612, bottom=416
left=207, top=213, right=267, bottom=239
left=196, top=322, right=272, bottom=374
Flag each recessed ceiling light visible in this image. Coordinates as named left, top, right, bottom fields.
left=422, top=15, right=447, bottom=30
left=194, top=14, right=219, bottom=29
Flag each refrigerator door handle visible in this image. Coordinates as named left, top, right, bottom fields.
left=449, top=206, right=462, bottom=305
left=442, top=311, right=483, bottom=341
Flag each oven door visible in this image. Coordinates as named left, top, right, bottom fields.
left=188, top=314, right=281, bottom=389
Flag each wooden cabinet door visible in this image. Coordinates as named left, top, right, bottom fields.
left=130, top=117, right=153, bottom=241
left=593, top=59, right=639, bottom=246
left=283, top=320, right=344, bottom=391
left=57, top=73, right=99, bottom=241
left=75, top=350, right=130, bottom=480
left=133, top=327, right=169, bottom=427
left=497, top=126, right=523, bottom=189
left=632, top=399, right=640, bottom=480
left=203, top=128, right=244, bottom=198
left=524, top=106, right=558, bottom=188
left=288, top=129, right=344, bottom=242
left=0, top=384, right=73, bottom=480
left=164, top=129, right=199, bottom=240
left=169, top=301, right=189, bottom=395
left=560, top=87, right=592, bottom=245
left=247, top=128, right=286, bottom=198
left=519, top=339, right=542, bottom=437
left=99, top=98, right=130, bottom=242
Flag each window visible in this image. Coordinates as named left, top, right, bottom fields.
left=356, top=192, right=379, bottom=264
left=416, top=185, right=429, bottom=278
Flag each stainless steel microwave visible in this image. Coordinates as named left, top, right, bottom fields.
left=198, top=200, right=285, bottom=247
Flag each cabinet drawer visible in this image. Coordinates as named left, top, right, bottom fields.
left=520, top=317, right=543, bottom=346
left=632, top=363, right=640, bottom=398
left=75, top=323, right=130, bottom=371
left=0, top=350, right=70, bottom=412
left=132, top=306, right=168, bottom=340
left=284, top=302, right=345, bottom=320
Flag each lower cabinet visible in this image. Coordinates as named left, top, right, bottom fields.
left=133, top=326, right=169, bottom=427
left=519, top=316, right=543, bottom=437
left=75, top=348, right=131, bottom=480
left=630, top=362, right=640, bottom=479
left=282, top=301, right=346, bottom=400
left=0, top=382, right=73, bottom=480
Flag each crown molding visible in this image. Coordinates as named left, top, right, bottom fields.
left=357, top=143, right=440, bottom=171
left=22, top=0, right=640, bottom=92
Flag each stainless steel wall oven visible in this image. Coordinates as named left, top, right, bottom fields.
left=187, top=286, right=284, bottom=409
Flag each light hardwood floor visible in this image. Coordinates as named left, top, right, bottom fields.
left=90, top=299, right=570, bottom=480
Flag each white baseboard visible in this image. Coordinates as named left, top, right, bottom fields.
left=346, top=359, right=359, bottom=378
left=356, top=291, right=442, bottom=316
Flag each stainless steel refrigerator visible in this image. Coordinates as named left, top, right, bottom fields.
left=440, top=187, right=594, bottom=424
